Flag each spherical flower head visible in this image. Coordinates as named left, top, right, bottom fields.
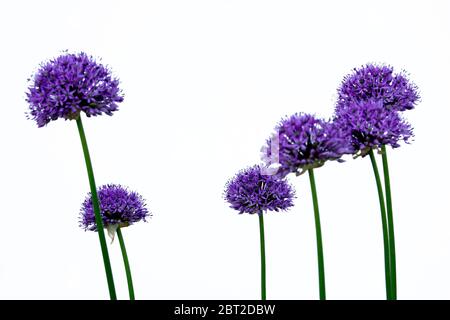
left=80, top=184, right=149, bottom=231
left=262, top=113, right=352, bottom=178
left=26, top=52, right=124, bottom=127
left=334, top=99, right=413, bottom=156
left=337, top=64, right=419, bottom=112
left=224, top=165, right=295, bottom=214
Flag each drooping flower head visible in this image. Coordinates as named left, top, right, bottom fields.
left=262, top=113, right=352, bottom=178
left=224, top=165, right=295, bottom=214
left=80, top=184, right=149, bottom=232
left=26, top=52, right=124, bottom=127
left=337, top=64, right=419, bottom=112
left=334, top=99, right=413, bottom=157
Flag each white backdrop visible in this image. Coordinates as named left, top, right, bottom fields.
left=0, top=0, right=449, bottom=300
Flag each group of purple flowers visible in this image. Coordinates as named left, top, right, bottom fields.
left=25, top=51, right=419, bottom=300
left=26, top=52, right=150, bottom=299
left=225, top=64, right=418, bottom=215
left=224, top=63, right=419, bottom=300
left=27, top=52, right=149, bottom=234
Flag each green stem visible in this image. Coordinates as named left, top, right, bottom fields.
left=258, top=213, right=266, bottom=300
left=76, top=116, right=117, bottom=300
left=117, top=227, right=135, bottom=300
left=369, top=150, right=392, bottom=300
left=308, top=169, right=326, bottom=300
left=381, top=145, right=397, bottom=300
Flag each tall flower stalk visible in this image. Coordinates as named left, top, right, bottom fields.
left=77, top=117, right=117, bottom=299
left=308, top=169, right=326, bottom=299
left=262, top=113, right=350, bottom=300
left=80, top=184, right=150, bottom=300
left=26, top=52, right=125, bottom=299
left=335, top=63, right=419, bottom=299
left=368, top=150, right=391, bottom=299
left=117, top=227, right=135, bottom=300
left=381, top=145, right=397, bottom=299
left=224, top=165, right=295, bottom=300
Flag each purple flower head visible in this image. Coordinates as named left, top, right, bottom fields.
left=337, top=64, right=419, bottom=112
left=224, top=165, right=295, bottom=214
left=80, top=184, right=149, bottom=231
left=262, top=113, right=352, bottom=178
left=334, top=99, right=413, bottom=156
left=26, top=52, right=124, bottom=127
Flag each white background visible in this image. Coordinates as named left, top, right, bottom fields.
left=0, top=0, right=448, bottom=300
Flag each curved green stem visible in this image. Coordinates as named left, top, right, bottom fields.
left=76, top=116, right=117, bottom=300
left=369, top=150, right=392, bottom=300
left=381, top=145, right=397, bottom=300
left=117, top=227, right=135, bottom=300
left=308, top=169, right=326, bottom=300
left=258, top=213, right=266, bottom=300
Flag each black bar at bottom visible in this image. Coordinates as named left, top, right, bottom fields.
left=0, top=300, right=447, bottom=319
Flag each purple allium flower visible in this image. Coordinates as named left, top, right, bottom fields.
left=337, top=64, right=419, bottom=112
left=26, top=52, right=124, bottom=127
left=224, top=165, right=295, bottom=214
left=80, top=184, right=149, bottom=232
left=262, top=114, right=352, bottom=178
left=334, top=99, right=413, bottom=156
